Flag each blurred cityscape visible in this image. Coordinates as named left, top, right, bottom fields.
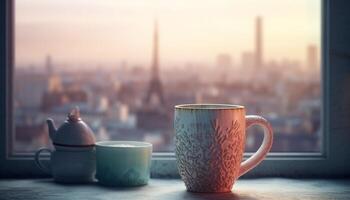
left=14, top=16, right=321, bottom=153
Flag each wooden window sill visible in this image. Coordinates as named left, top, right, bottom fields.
left=0, top=178, right=349, bottom=200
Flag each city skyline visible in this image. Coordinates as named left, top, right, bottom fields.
left=15, top=0, right=320, bottom=67
left=13, top=0, right=321, bottom=153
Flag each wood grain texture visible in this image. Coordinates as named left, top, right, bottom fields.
left=0, top=178, right=349, bottom=200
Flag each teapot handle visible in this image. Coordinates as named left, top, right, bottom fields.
left=34, top=148, right=52, bottom=174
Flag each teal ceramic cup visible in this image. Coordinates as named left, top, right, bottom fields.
left=95, top=141, right=152, bottom=187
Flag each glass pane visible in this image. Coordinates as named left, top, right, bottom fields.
left=14, top=0, right=321, bottom=153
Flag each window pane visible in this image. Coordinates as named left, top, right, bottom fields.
left=14, top=0, right=321, bottom=153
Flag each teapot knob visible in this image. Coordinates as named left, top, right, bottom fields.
left=68, top=107, right=81, bottom=122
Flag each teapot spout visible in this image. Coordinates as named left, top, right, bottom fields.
left=46, top=118, right=57, bottom=141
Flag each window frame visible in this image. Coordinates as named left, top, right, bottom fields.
left=1, top=0, right=350, bottom=178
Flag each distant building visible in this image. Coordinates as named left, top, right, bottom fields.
left=45, top=55, right=54, bottom=76
left=15, top=123, right=50, bottom=152
left=46, top=55, right=63, bottom=92
left=108, top=102, right=129, bottom=123
left=15, top=73, right=49, bottom=108
left=216, top=54, right=233, bottom=69
left=143, top=19, right=165, bottom=108
left=41, top=89, right=88, bottom=111
left=241, top=51, right=255, bottom=69
left=255, top=16, right=263, bottom=68
left=40, top=56, right=88, bottom=111
left=95, top=95, right=109, bottom=112
left=307, top=45, right=318, bottom=69
left=240, top=16, right=264, bottom=70
left=216, top=53, right=233, bottom=83
left=14, top=55, right=62, bottom=108
left=137, top=19, right=170, bottom=130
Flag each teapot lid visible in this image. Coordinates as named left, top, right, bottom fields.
left=52, top=107, right=96, bottom=147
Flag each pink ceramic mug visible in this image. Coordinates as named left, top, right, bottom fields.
left=174, top=104, right=273, bottom=193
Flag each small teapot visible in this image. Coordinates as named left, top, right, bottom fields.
left=46, top=107, right=95, bottom=148
left=35, top=107, right=96, bottom=183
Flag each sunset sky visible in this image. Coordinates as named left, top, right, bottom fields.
left=15, top=0, right=320, bottom=68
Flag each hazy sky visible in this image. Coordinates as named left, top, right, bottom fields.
left=15, top=0, right=320, bottom=68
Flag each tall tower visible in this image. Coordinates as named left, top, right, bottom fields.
left=45, top=55, right=62, bottom=92
left=144, top=19, right=165, bottom=107
left=255, top=16, right=263, bottom=68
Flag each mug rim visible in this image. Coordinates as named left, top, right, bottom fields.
left=95, top=141, right=152, bottom=148
left=175, top=104, right=244, bottom=110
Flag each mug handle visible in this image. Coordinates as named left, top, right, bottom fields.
left=239, top=115, right=273, bottom=177
left=34, top=148, right=52, bottom=174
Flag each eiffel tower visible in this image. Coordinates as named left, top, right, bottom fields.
left=144, top=19, right=165, bottom=107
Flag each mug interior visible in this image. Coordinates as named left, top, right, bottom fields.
left=95, top=141, right=152, bottom=148
left=175, top=104, right=244, bottom=110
